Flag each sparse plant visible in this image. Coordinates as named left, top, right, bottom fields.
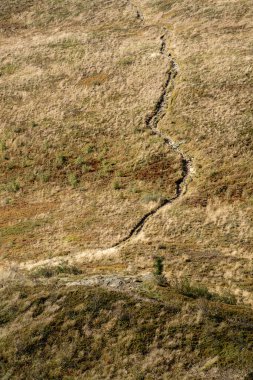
left=39, top=171, right=51, bottom=183
left=7, top=161, right=16, bottom=171
left=75, top=156, right=84, bottom=166
left=32, top=266, right=54, bottom=278
left=119, top=57, right=134, bottom=66
left=31, top=121, right=38, bottom=128
left=0, top=140, right=7, bottom=153
left=175, top=278, right=213, bottom=300
left=216, top=291, right=237, bottom=305
left=6, top=180, right=20, bottom=193
left=143, top=193, right=165, bottom=204
left=130, top=186, right=141, bottom=193
left=153, top=256, right=164, bottom=276
left=173, top=279, right=236, bottom=304
left=84, top=144, right=95, bottom=154
left=68, top=173, right=78, bottom=187
left=153, top=256, right=168, bottom=286
left=82, top=163, right=92, bottom=173
left=32, top=263, right=82, bottom=278
left=113, top=180, right=122, bottom=190
left=157, top=243, right=167, bottom=250
left=56, top=153, right=68, bottom=168
left=0, top=63, right=17, bottom=76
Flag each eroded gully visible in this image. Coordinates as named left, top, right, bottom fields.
left=18, top=5, right=193, bottom=271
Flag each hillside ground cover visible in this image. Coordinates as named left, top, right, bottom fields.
left=0, top=0, right=253, bottom=377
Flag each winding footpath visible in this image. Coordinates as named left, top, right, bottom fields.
left=18, top=4, right=193, bottom=271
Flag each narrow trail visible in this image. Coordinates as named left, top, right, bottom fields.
left=113, top=34, right=192, bottom=247
left=16, top=4, right=193, bottom=272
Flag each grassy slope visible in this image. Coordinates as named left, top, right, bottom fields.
left=120, top=0, right=253, bottom=305
left=0, top=280, right=253, bottom=379
left=0, top=0, right=180, bottom=261
left=0, top=0, right=253, bottom=378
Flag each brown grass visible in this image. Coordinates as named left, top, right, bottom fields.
left=0, top=0, right=181, bottom=261
left=0, top=280, right=252, bottom=379
left=0, top=0, right=253, bottom=375
left=0, top=0, right=252, bottom=305
left=121, top=0, right=253, bottom=305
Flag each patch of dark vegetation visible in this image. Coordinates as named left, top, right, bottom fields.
left=0, top=283, right=253, bottom=379
left=174, top=279, right=237, bottom=305
left=153, top=0, right=178, bottom=13
left=31, top=263, right=82, bottom=278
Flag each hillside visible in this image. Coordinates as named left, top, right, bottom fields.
left=0, top=0, right=253, bottom=378
left=1, top=279, right=253, bottom=379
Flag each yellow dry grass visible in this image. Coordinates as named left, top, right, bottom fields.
left=1, top=0, right=253, bottom=377
left=0, top=0, right=253, bottom=310
left=0, top=0, right=181, bottom=261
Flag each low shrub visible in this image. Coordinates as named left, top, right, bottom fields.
left=174, top=279, right=237, bottom=304
left=32, top=264, right=82, bottom=278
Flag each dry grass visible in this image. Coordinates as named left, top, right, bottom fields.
left=1, top=0, right=251, bottom=295
left=0, top=0, right=181, bottom=261
left=0, top=280, right=252, bottom=379
left=0, top=0, right=252, bottom=311
left=0, top=0, right=253, bottom=376
left=116, top=0, right=253, bottom=305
